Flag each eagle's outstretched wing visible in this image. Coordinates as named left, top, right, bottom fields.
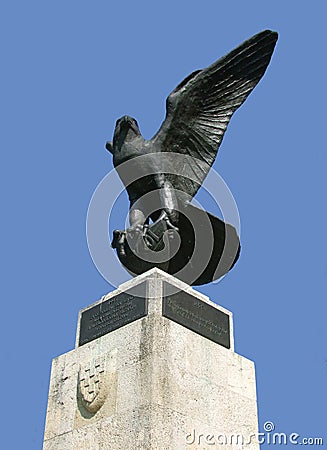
left=151, top=30, right=278, bottom=198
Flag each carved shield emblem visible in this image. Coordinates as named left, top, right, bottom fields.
left=77, top=356, right=109, bottom=414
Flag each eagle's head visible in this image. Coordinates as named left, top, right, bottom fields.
left=113, top=115, right=140, bottom=149
left=105, top=115, right=141, bottom=154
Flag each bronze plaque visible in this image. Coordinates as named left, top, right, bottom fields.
left=79, top=282, right=147, bottom=346
left=162, top=282, right=230, bottom=349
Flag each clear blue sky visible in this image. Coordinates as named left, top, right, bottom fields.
left=1, top=1, right=326, bottom=448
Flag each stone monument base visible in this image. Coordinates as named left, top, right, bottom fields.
left=43, top=268, right=259, bottom=449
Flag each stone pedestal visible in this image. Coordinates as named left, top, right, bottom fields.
left=43, top=268, right=259, bottom=449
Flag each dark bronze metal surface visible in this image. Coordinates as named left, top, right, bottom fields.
left=79, top=282, right=147, bottom=346
left=162, top=282, right=230, bottom=348
left=106, top=30, right=278, bottom=285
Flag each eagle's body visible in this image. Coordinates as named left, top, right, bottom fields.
left=106, top=30, right=278, bottom=285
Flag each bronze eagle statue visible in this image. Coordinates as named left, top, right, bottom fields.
left=106, top=30, right=278, bottom=285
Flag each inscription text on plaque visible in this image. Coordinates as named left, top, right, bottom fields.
left=162, top=282, right=230, bottom=349
left=79, top=282, right=147, bottom=346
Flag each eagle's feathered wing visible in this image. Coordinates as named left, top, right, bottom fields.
left=151, top=30, right=278, bottom=198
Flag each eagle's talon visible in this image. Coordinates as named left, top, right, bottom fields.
left=164, top=218, right=179, bottom=232
left=111, top=230, right=127, bottom=257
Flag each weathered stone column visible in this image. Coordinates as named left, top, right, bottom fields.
left=43, top=268, right=259, bottom=449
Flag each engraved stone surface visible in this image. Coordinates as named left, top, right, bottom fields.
left=43, top=269, right=259, bottom=450
left=162, top=281, right=230, bottom=349
left=79, top=282, right=147, bottom=346
left=75, top=349, right=118, bottom=428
